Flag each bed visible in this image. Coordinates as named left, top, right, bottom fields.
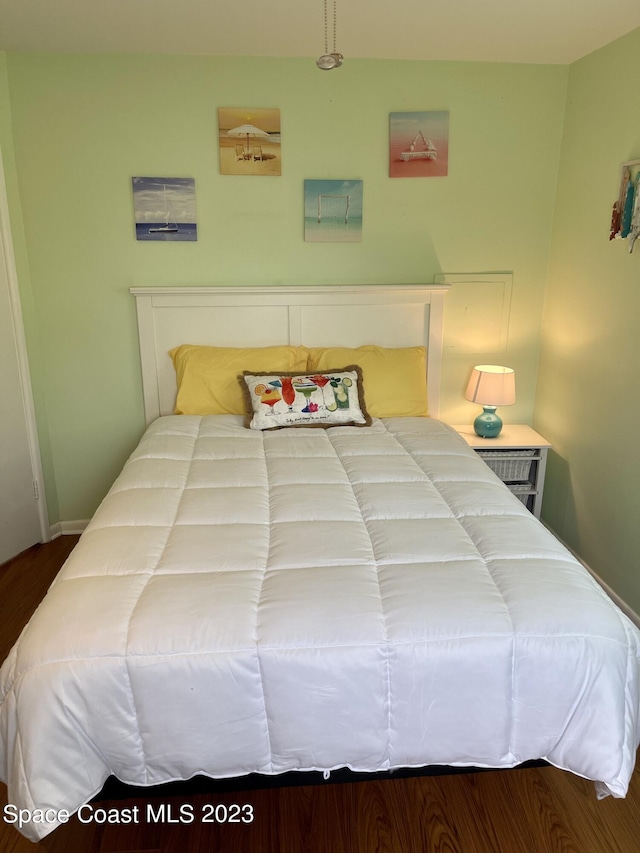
left=1, top=284, right=639, bottom=842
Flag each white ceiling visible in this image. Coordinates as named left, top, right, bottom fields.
left=0, top=0, right=639, bottom=65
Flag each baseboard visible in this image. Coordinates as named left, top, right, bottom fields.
left=49, top=520, right=90, bottom=539
left=544, top=523, right=640, bottom=630
left=581, top=563, right=640, bottom=630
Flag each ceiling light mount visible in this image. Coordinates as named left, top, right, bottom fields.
left=316, top=0, right=343, bottom=70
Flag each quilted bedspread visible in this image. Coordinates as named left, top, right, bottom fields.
left=2, top=416, right=640, bottom=840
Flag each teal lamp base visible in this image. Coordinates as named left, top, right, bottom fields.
left=473, top=406, right=503, bottom=438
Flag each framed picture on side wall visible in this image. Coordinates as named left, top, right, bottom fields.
left=610, top=159, right=640, bottom=252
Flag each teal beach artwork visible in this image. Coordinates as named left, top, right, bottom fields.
left=304, top=179, right=363, bottom=242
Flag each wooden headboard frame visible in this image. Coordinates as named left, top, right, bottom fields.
left=130, top=284, right=450, bottom=426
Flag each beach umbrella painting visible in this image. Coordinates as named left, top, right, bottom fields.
left=226, top=123, right=270, bottom=155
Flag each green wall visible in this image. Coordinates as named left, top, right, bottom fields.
left=535, top=27, right=640, bottom=613
left=3, top=53, right=567, bottom=521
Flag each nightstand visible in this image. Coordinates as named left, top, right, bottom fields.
left=450, top=424, right=551, bottom=518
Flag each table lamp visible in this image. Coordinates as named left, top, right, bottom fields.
left=465, top=365, right=515, bottom=438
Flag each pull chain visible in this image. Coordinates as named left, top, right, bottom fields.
left=323, top=0, right=336, bottom=54
left=317, top=0, right=344, bottom=70
left=324, top=0, right=329, bottom=54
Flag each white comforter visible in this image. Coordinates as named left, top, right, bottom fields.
left=2, top=416, right=640, bottom=840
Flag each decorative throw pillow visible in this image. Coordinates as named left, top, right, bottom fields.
left=241, top=366, right=372, bottom=430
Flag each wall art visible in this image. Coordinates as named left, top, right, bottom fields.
left=218, top=107, right=281, bottom=176
left=389, top=111, right=449, bottom=178
left=304, top=179, right=363, bottom=242
left=132, top=177, right=197, bottom=241
left=610, top=159, right=640, bottom=252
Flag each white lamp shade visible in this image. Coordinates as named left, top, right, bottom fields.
left=465, top=365, right=515, bottom=407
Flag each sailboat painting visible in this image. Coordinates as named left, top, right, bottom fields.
left=389, top=111, right=449, bottom=178
left=132, top=177, right=197, bottom=241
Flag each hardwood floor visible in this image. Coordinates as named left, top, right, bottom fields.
left=1, top=537, right=640, bottom=852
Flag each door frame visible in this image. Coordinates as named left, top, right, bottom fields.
left=0, top=144, right=50, bottom=545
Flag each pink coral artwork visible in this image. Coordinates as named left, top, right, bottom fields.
left=389, top=111, right=449, bottom=178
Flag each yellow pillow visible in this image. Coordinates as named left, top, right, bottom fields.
left=170, top=345, right=309, bottom=415
left=307, top=346, right=428, bottom=418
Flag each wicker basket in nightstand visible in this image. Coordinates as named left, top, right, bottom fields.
left=475, top=449, right=535, bottom=482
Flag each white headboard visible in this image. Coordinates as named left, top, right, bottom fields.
left=130, top=284, right=450, bottom=425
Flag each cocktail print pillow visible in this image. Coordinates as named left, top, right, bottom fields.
left=241, top=366, right=372, bottom=430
